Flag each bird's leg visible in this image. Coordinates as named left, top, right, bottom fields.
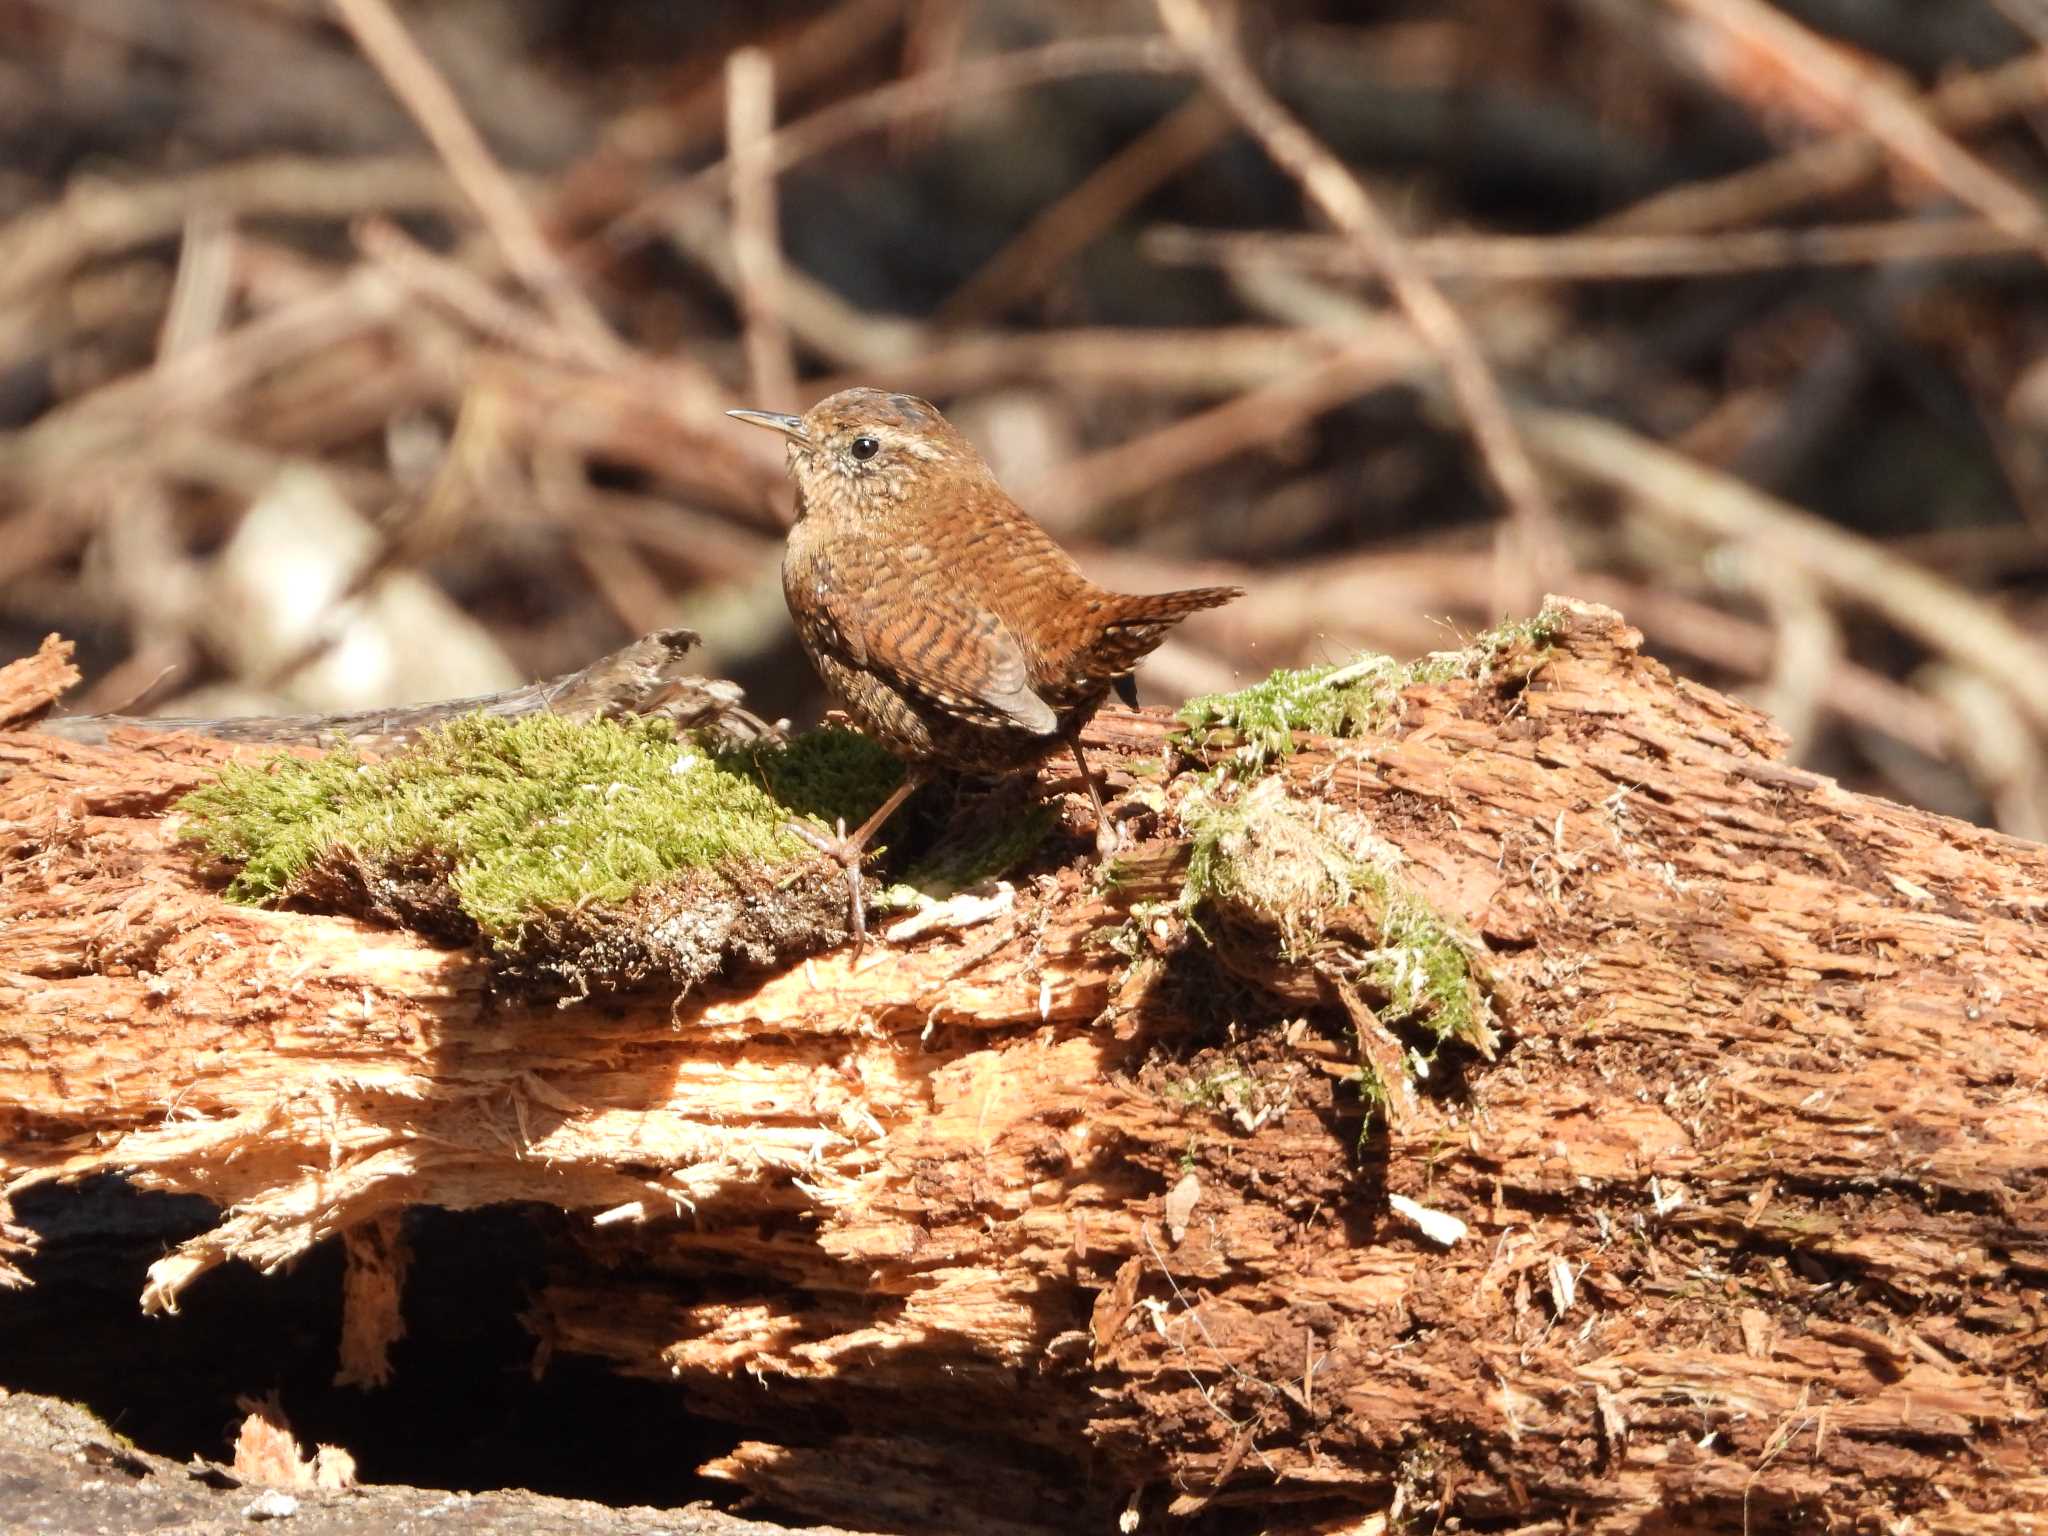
left=1068, top=738, right=1120, bottom=861
left=785, top=772, right=922, bottom=954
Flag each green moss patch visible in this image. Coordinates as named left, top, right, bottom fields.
left=177, top=714, right=908, bottom=992
left=1175, top=608, right=1562, bottom=774
left=718, top=726, right=907, bottom=837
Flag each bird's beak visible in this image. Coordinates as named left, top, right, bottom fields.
left=726, top=408, right=808, bottom=443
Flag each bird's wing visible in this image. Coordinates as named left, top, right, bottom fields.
left=819, top=584, right=1058, bottom=736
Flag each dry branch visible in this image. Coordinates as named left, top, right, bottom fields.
left=1144, top=217, right=2037, bottom=282
left=4, top=602, right=2045, bottom=1533
left=609, top=35, right=1189, bottom=242
left=1597, top=40, right=2048, bottom=235
left=938, top=91, right=1232, bottom=326
left=727, top=47, right=800, bottom=413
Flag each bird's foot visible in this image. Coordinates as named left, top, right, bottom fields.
left=787, top=817, right=870, bottom=955
left=783, top=776, right=921, bottom=958
left=1050, top=750, right=1123, bottom=864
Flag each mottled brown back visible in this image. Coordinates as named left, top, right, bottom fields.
left=761, top=387, right=1242, bottom=773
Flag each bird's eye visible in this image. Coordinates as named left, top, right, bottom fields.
left=849, top=436, right=881, bottom=462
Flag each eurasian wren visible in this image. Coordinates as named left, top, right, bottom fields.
left=730, top=387, right=1242, bottom=944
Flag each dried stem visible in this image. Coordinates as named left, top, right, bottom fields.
left=606, top=36, right=1188, bottom=248
left=726, top=48, right=801, bottom=412
left=0, top=155, right=465, bottom=306
left=595, top=0, right=907, bottom=168
left=1598, top=43, right=2048, bottom=235
left=1144, top=216, right=2034, bottom=283
left=938, top=90, right=1231, bottom=326
left=1525, top=406, right=2048, bottom=738
left=1023, top=336, right=1419, bottom=525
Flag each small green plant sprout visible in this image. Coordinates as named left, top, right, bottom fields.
left=1175, top=608, right=1563, bottom=775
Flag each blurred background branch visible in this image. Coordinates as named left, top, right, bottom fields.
left=5, top=0, right=2048, bottom=832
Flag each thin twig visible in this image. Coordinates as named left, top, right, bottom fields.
left=596, top=0, right=907, bottom=167
left=530, top=445, right=678, bottom=639
left=0, top=269, right=406, bottom=489
left=1143, top=216, right=2034, bottom=283
left=358, top=226, right=783, bottom=527
left=1986, top=0, right=2048, bottom=49
left=154, top=210, right=236, bottom=364
left=890, top=0, right=970, bottom=154
left=354, top=217, right=730, bottom=411
left=1015, top=258, right=1563, bottom=526
left=1733, top=551, right=1842, bottom=757
left=649, top=191, right=925, bottom=369
left=542, top=0, right=908, bottom=270
left=0, top=154, right=467, bottom=307
left=354, top=218, right=595, bottom=374
left=1023, top=339, right=1417, bottom=526
left=812, top=325, right=1348, bottom=399
left=1920, top=662, right=2048, bottom=839
left=1156, top=0, right=1566, bottom=606
left=329, top=0, right=623, bottom=363
left=1139, top=1224, right=1281, bottom=1477
left=727, top=47, right=800, bottom=412
left=530, top=482, right=774, bottom=587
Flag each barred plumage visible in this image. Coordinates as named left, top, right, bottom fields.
left=730, top=387, right=1243, bottom=942
left=755, top=388, right=1239, bottom=775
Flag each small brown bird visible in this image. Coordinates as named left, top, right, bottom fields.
left=730, top=387, right=1241, bottom=945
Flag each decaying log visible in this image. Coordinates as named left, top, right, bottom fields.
left=3, top=602, right=2046, bottom=1534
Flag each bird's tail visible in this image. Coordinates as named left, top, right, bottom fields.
left=1082, top=584, right=1243, bottom=681
left=1105, top=585, right=1243, bottom=625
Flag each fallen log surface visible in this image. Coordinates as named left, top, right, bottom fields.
left=3, top=600, right=2045, bottom=1534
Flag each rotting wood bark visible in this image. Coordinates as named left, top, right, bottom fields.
left=3, top=602, right=2046, bottom=1534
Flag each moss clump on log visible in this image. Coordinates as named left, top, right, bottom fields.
left=1175, top=608, right=1563, bottom=774
left=1179, top=778, right=1499, bottom=1063
left=174, top=714, right=906, bottom=990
